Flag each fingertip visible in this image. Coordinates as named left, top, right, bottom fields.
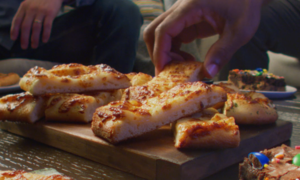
left=203, top=38, right=233, bottom=79
left=10, top=31, right=17, bottom=41
left=21, top=45, right=27, bottom=50
left=20, top=39, right=28, bottom=49
left=10, top=35, right=16, bottom=41
left=155, top=63, right=164, bottom=75
left=153, top=55, right=168, bottom=76
left=42, top=37, right=49, bottom=43
left=154, top=67, right=159, bottom=76
left=204, top=63, right=219, bottom=78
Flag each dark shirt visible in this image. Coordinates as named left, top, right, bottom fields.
left=0, top=0, right=22, bottom=50
left=0, top=0, right=95, bottom=50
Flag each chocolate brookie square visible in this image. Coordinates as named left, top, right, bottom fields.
left=239, top=144, right=300, bottom=180
left=228, top=69, right=286, bottom=91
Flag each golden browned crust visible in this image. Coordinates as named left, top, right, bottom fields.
left=19, top=63, right=131, bottom=95
left=126, top=72, right=153, bottom=86
left=0, top=170, right=73, bottom=180
left=0, top=72, right=20, bottom=87
left=121, top=60, right=204, bottom=103
left=124, top=72, right=137, bottom=81
left=173, top=108, right=240, bottom=149
left=45, top=91, right=120, bottom=123
left=212, top=82, right=240, bottom=109
left=224, top=92, right=278, bottom=124
left=92, top=82, right=227, bottom=144
left=0, top=92, right=47, bottom=123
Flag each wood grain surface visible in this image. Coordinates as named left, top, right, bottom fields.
left=0, top=119, right=292, bottom=180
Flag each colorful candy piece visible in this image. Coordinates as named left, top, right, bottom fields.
left=248, top=152, right=270, bottom=169
left=256, top=68, right=263, bottom=72
left=274, top=153, right=284, bottom=159
left=263, top=69, right=268, bottom=73
left=292, top=153, right=300, bottom=166
left=255, top=71, right=263, bottom=76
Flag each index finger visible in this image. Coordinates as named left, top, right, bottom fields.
left=143, top=0, right=181, bottom=63
left=153, top=7, right=203, bottom=72
left=11, top=8, right=26, bottom=41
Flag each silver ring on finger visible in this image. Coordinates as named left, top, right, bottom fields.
left=34, top=19, right=42, bottom=24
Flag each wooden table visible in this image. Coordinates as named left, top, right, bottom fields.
left=0, top=89, right=299, bottom=180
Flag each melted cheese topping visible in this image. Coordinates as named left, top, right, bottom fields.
left=121, top=60, right=204, bottom=102
left=19, top=63, right=131, bottom=95
left=92, top=82, right=227, bottom=144
left=173, top=108, right=240, bottom=149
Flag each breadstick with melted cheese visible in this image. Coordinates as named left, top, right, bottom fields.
left=125, top=72, right=153, bottom=86
left=44, top=72, right=152, bottom=123
left=19, top=63, right=131, bottom=95
left=212, top=82, right=240, bottom=109
left=224, top=92, right=278, bottom=124
left=92, top=81, right=227, bottom=144
left=45, top=90, right=122, bottom=123
left=121, top=60, right=204, bottom=103
left=172, top=108, right=240, bottom=149
left=0, top=92, right=48, bottom=123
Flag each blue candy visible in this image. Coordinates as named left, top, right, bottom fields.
left=248, top=152, right=270, bottom=169
left=255, top=68, right=263, bottom=72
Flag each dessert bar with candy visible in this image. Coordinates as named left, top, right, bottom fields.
left=239, top=144, right=300, bottom=180
left=228, top=68, right=286, bottom=91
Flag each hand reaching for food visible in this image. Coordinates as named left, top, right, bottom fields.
left=143, top=0, right=270, bottom=77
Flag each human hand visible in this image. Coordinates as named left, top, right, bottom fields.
left=144, top=0, right=266, bottom=77
left=10, top=0, right=64, bottom=49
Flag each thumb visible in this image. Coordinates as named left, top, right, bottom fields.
left=203, top=32, right=249, bottom=78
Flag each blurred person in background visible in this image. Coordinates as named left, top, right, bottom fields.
left=223, top=0, right=300, bottom=79
left=0, top=0, right=143, bottom=75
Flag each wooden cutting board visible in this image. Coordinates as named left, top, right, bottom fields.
left=0, top=120, right=292, bottom=180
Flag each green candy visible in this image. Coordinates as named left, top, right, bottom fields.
left=292, top=153, right=300, bottom=166
left=255, top=71, right=263, bottom=76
